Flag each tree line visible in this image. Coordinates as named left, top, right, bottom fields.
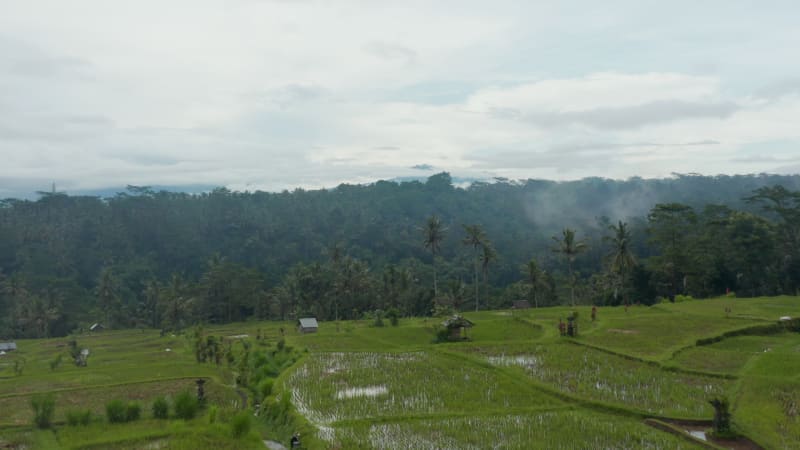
left=1, top=173, right=798, bottom=338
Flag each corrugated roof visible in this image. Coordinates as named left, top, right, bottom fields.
left=298, top=318, right=318, bottom=328
left=0, top=342, right=17, bottom=351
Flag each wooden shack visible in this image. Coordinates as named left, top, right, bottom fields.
left=297, top=317, right=319, bottom=334
left=441, top=315, right=474, bottom=341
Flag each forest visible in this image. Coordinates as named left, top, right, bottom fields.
left=1, top=173, right=799, bottom=339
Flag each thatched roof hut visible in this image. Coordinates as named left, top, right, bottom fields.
left=441, top=315, right=474, bottom=340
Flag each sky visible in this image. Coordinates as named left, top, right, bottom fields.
left=1, top=0, right=800, bottom=198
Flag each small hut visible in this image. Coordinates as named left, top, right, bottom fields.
left=297, top=317, right=319, bottom=334
left=512, top=300, right=531, bottom=309
left=441, top=315, right=474, bottom=341
left=89, top=323, right=105, bottom=332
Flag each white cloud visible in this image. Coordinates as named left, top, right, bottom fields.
left=0, top=1, right=799, bottom=197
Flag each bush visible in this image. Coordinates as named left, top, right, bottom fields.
left=106, top=399, right=127, bottom=423
left=31, top=394, right=55, bottom=429
left=152, top=396, right=169, bottom=419
left=372, top=309, right=385, bottom=327
left=65, top=409, right=92, bottom=426
left=230, top=411, right=252, bottom=438
left=174, top=391, right=199, bottom=420
left=387, top=308, right=400, bottom=326
left=258, top=378, right=274, bottom=401
left=207, top=405, right=218, bottom=424
left=126, top=402, right=141, bottom=422
left=49, top=354, right=63, bottom=372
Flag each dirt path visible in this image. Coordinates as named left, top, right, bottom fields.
left=264, top=440, right=287, bottom=450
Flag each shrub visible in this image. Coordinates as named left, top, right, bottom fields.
left=30, top=394, right=55, bottom=429
left=709, top=397, right=733, bottom=437
left=152, top=396, right=169, bottom=419
left=106, top=399, right=127, bottom=423
left=372, top=309, right=385, bottom=327
left=65, top=409, right=92, bottom=426
left=174, top=391, right=199, bottom=420
left=49, top=354, right=63, bottom=372
left=258, top=378, right=274, bottom=401
left=387, top=308, right=400, bottom=326
left=126, top=402, right=141, bottom=422
left=207, top=405, right=218, bottom=424
left=230, top=411, right=252, bottom=438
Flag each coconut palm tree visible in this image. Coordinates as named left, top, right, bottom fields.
left=605, top=221, right=636, bottom=306
left=422, top=215, right=447, bottom=297
left=462, top=224, right=486, bottom=310
left=480, top=242, right=497, bottom=311
left=552, top=228, right=588, bottom=306
left=524, top=259, right=544, bottom=308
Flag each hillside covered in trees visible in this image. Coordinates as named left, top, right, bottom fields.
left=1, top=173, right=799, bottom=338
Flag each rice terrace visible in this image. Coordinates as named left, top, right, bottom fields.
left=1, top=296, right=799, bottom=449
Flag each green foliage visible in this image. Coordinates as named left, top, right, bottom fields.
left=30, top=393, right=55, bottom=428
left=207, top=405, right=219, bottom=424
left=709, top=397, right=732, bottom=436
left=386, top=308, right=400, bottom=326
left=372, top=309, right=385, bottom=327
left=65, top=408, right=92, bottom=426
left=48, top=354, right=63, bottom=371
left=106, top=399, right=127, bottom=423
left=230, top=411, right=252, bottom=438
left=1, top=176, right=799, bottom=338
left=174, top=390, right=199, bottom=420
left=674, top=294, right=694, bottom=303
left=13, top=357, right=25, bottom=376
left=257, top=378, right=274, bottom=401
left=151, top=396, right=169, bottom=419
left=126, top=401, right=142, bottom=422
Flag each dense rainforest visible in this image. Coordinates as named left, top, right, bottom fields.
left=1, top=173, right=799, bottom=339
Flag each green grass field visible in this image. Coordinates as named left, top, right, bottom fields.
left=1, top=296, right=799, bottom=449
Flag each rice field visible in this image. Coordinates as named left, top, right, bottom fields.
left=284, top=351, right=562, bottom=426
left=332, top=411, right=701, bottom=449
left=463, top=343, right=731, bottom=417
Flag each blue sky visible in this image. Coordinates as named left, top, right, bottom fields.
left=1, top=0, right=799, bottom=197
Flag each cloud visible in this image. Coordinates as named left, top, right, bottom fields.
left=522, top=100, right=738, bottom=130
left=756, top=78, right=800, bottom=100
left=363, top=41, right=417, bottom=64
left=411, top=164, right=435, bottom=171
left=0, top=2, right=799, bottom=198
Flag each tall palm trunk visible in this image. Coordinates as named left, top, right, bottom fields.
left=474, top=253, right=479, bottom=312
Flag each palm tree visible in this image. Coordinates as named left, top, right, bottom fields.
left=480, top=242, right=497, bottom=310
left=161, top=274, right=194, bottom=331
left=462, top=224, right=486, bottom=310
left=605, top=221, right=636, bottom=306
left=143, top=280, right=161, bottom=329
left=19, top=295, right=60, bottom=338
left=524, top=259, right=544, bottom=308
left=95, top=267, right=120, bottom=328
left=422, top=215, right=447, bottom=297
left=552, top=228, right=588, bottom=306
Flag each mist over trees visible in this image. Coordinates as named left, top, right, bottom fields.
left=1, top=173, right=799, bottom=338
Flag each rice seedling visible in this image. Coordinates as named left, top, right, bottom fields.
left=474, top=343, right=731, bottom=417
left=332, top=411, right=700, bottom=449
left=283, top=351, right=562, bottom=426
